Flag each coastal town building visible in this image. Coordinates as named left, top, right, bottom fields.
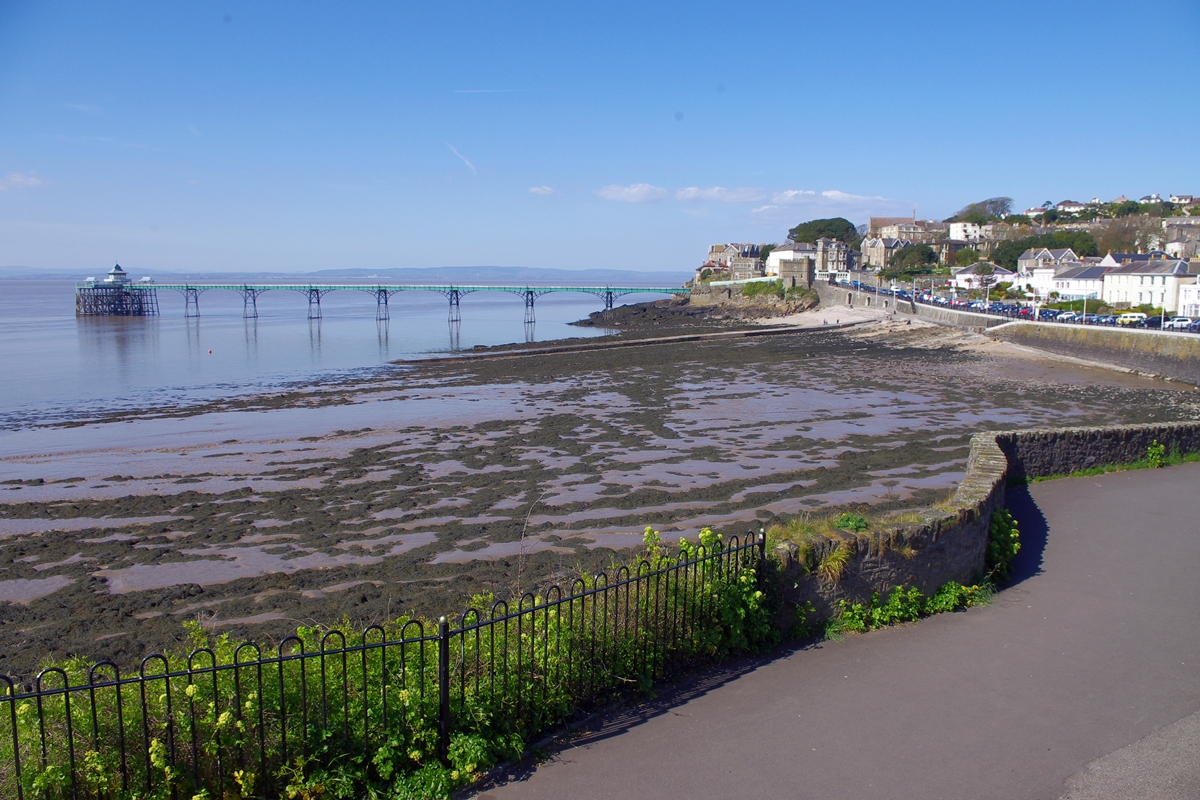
left=859, top=237, right=912, bottom=268
left=948, top=222, right=981, bottom=241
left=765, top=241, right=817, bottom=274
left=1049, top=265, right=1107, bottom=299
left=1101, top=259, right=1193, bottom=312
left=1017, top=247, right=1079, bottom=271
left=951, top=263, right=1015, bottom=290
left=1179, top=282, right=1200, bottom=317
left=1097, top=251, right=1170, bottom=268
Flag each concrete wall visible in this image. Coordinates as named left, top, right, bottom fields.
left=988, top=321, right=1200, bottom=386
left=772, top=420, right=1200, bottom=628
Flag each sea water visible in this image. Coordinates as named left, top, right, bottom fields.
left=0, top=279, right=663, bottom=428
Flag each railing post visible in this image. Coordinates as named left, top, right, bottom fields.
left=437, top=616, right=450, bottom=765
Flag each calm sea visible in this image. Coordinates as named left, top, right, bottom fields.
left=0, top=279, right=662, bottom=429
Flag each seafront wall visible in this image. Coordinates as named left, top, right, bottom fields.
left=772, top=420, right=1200, bottom=625
left=812, top=282, right=1007, bottom=330
left=987, top=321, right=1200, bottom=386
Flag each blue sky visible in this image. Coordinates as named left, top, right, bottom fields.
left=2, top=0, right=1198, bottom=274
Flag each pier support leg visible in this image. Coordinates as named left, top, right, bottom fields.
left=184, top=288, right=201, bottom=317
left=307, top=289, right=322, bottom=320
left=375, top=289, right=390, bottom=321
left=525, top=320, right=535, bottom=343
left=523, top=290, right=536, bottom=324
left=448, top=319, right=461, bottom=350
left=448, top=289, right=461, bottom=324
left=604, top=289, right=614, bottom=320
left=241, top=288, right=262, bottom=319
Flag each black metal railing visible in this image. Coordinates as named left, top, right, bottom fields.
left=1, top=532, right=765, bottom=799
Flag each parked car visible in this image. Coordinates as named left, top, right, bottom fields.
left=1057, top=311, right=1079, bottom=322
left=1188, top=319, right=1200, bottom=333
left=1117, top=312, right=1147, bottom=326
left=1098, top=315, right=1118, bottom=325
left=1141, top=315, right=1165, bottom=329
left=1081, top=314, right=1101, bottom=324
left=1164, top=316, right=1193, bottom=331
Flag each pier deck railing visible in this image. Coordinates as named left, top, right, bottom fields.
left=75, top=282, right=689, bottom=320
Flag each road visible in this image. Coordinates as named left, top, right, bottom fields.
left=469, top=463, right=1200, bottom=799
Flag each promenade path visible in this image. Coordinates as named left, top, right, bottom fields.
left=471, top=463, right=1200, bottom=799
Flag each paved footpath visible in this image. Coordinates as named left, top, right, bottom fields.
left=470, top=463, right=1200, bottom=799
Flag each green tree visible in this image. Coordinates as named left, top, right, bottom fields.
left=1097, top=217, right=1160, bottom=254
left=881, top=244, right=938, bottom=279
left=955, top=248, right=980, bottom=267
left=990, top=232, right=1099, bottom=269
left=760, top=243, right=777, bottom=264
left=787, top=217, right=860, bottom=248
left=946, top=196, right=1012, bottom=223
left=1113, top=200, right=1143, bottom=217
left=973, top=262, right=997, bottom=295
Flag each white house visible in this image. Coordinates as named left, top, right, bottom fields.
left=765, top=241, right=817, bottom=274
left=1101, top=259, right=1193, bottom=312
left=951, top=263, right=1015, bottom=290
left=948, top=222, right=981, bottom=241
left=1179, top=281, right=1200, bottom=317
left=1049, top=265, right=1108, bottom=299
left=1056, top=200, right=1087, bottom=214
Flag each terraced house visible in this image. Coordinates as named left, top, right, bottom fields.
left=1101, top=259, right=1196, bottom=312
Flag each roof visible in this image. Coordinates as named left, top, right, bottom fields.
left=774, top=241, right=817, bottom=252
left=1106, top=259, right=1191, bottom=276
left=952, top=263, right=1014, bottom=276
left=1054, top=265, right=1108, bottom=281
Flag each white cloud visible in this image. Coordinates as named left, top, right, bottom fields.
left=771, top=190, right=816, bottom=204
left=594, top=183, right=668, bottom=203
left=0, top=172, right=45, bottom=191
left=528, top=185, right=557, bottom=196
left=675, top=186, right=767, bottom=202
left=822, top=189, right=887, bottom=203
left=751, top=204, right=782, bottom=215
left=446, top=144, right=476, bottom=174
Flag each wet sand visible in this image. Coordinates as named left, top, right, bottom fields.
left=1, top=311, right=1196, bottom=676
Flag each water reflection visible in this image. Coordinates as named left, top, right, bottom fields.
left=448, top=319, right=461, bottom=351
left=77, top=317, right=162, bottom=385
left=243, top=318, right=258, bottom=360
left=308, top=318, right=322, bottom=356
left=376, top=319, right=389, bottom=355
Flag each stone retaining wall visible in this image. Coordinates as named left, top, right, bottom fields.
left=772, top=420, right=1200, bottom=627
left=812, top=283, right=1008, bottom=331
left=988, top=321, right=1200, bottom=386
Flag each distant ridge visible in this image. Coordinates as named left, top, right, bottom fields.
left=0, top=265, right=689, bottom=286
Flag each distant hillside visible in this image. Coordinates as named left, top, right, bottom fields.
left=0, top=265, right=689, bottom=287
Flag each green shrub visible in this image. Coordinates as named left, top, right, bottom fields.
left=1147, top=440, right=1166, bottom=469
left=4, top=527, right=773, bottom=800
left=835, top=512, right=869, bottom=532
left=986, top=508, right=1021, bottom=580
left=740, top=280, right=784, bottom=300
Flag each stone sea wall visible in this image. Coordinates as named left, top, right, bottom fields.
left=987, top=321, right=1200, bottom=386
left=812, top=282, right=1007, bottom=330
left=772, top=420, right=1200, bottom=625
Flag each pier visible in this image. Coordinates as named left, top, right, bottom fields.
left=75, top=265, right=688, bottom=322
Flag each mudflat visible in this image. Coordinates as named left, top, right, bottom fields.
left=1, top=313, right=1196, bottom=676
